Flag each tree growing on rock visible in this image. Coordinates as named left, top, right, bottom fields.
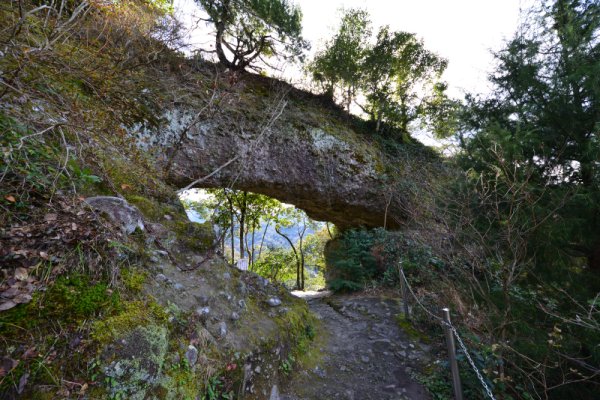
left=361, top=26, right=448, bottom=137
left=310, top=9, right=452, bottom=139
left=308, top=8, right=371, bottom=107
left=196, top=0, right=308, bottom=70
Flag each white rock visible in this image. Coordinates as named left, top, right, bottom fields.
left=267, top=297, right=282, bottom=307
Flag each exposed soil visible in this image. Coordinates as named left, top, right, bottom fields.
left=280, top=293, right=433, bottom=400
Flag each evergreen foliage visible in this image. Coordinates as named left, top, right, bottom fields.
left=449, top=1, right=600, bottom=396
left=458, top=0, right=600, bottom=274
left=325, top=229, right=379, bottom=292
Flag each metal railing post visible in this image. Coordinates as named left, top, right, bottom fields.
left=442, top=307, right=463, bottom=400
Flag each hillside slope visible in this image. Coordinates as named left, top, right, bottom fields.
left=0, top=1, right=440, bottom=398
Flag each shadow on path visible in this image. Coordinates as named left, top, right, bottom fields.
left=279, top=294, right=433, bottom=400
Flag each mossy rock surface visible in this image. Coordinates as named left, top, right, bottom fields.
left=102, top=325, right=169, bottom=400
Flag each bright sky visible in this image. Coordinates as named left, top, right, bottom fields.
left=174, top=0, right=521, bottom=97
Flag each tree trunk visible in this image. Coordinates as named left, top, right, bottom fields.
left=221, top=230, right=225, bottom=255
left=258, top=219, right=271, bottom=260
left=250, top=223, right=256, bottom=267
left=346, top=87, right=352, bottom=112
left=238, top=191, right=247, bottom=259
left=227, top=194, right=235, bottom=264
left=275, top=226, right=301, bottom=289
left=244, top=225, right=251, bottom=265
left=326, top=222, right=333, bottom=239
left=215, top=21, right=235, bottom=69
left=299, top=238, right=305, bottom=290
left=298, top=220, right=308, bottom=290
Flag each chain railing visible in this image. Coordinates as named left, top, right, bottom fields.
left=398, top=264, right=497, bottom=400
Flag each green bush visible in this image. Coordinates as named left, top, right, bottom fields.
left=325, top=229, right=379, bottom=292
left=324, top=228, right=443, bottom=292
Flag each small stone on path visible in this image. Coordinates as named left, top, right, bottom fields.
left=185, top=345, right=198, bottom=367
left=267, top=297, right=282, bottom=307
left=219, top=321, right=227, bottom=337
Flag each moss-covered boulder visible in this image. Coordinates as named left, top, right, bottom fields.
left=102, top=325, right=168, bottom=400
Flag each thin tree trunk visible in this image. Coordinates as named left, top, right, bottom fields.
left=226, top=192, right=235, bottom=264
left=215, top=21, right=235, bottom=69
left=258, top=218, right=271, bottom=260
left=251, top=223, right=256, bottom=267
left=238, top=191, right=247, bottom=259
left=221, top=230, right=225, bottom=255
left=244, top=224, right=251, bottom=267
left=275, top=226, right=300, bottom=289
left=300, top=238, right=305, bottom=290
left=298, top=220, right=308, bottom=290
left=326, top=222, right=333, bottom=239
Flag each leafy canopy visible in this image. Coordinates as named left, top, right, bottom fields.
left=308, top=9, right=371, bottom=106
left=197, top=0, right=308, bottom=70
left=309, top=9, right=453, bottom=139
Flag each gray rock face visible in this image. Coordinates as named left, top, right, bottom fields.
left=102, top=325, right=167, bottom=399
left=133, top=95, right=422, bottom=229
left=84, top=196, right=145, bottom=234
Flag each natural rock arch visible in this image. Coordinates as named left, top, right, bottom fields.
left=130, top=75, right=433, bottom=230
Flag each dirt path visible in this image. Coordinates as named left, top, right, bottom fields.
left=279, top=293, right=433, bottom=400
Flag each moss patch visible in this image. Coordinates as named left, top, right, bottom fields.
left=121, top=268, right=147, bottom=293
left=395, top=313, right=431, bottom=343
left=0, top=275, right=119, bottom=335
left=274, top=298, right=321, bottom=368
left=91, top=300, right=168, bottom=345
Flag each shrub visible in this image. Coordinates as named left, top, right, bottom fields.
left=325, top=229, right=379, bottom=292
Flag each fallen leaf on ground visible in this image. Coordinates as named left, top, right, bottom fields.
left=17, top=373, right=29, bottom=394
left=79, top=383, right=88, bottom=396
left=23, top=347, right=37, bottom=359
left=13, top=293, right=32, bottom=304
left=0, top=358, right=19, bottom=377
left=1, top=287, right=19, bottom=298
left=5, top=195, right=16, bottom=203
left=14, top=267, right=28, bottom=281
left=44, top=213, right=57, bottom=222
left=47, top=351, right=57, bottom=362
